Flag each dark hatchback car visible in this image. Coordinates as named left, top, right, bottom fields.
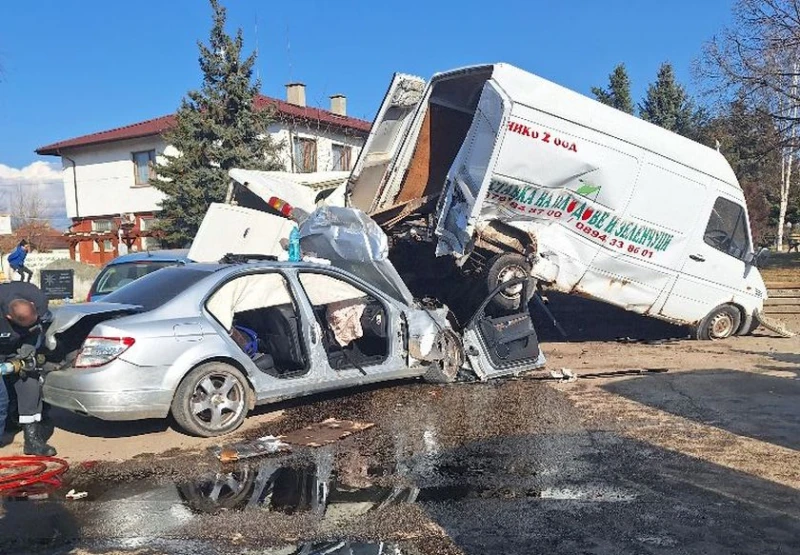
left=87, top=249, right=191, bottom=302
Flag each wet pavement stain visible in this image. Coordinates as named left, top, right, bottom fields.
left=2, top=378, right=799, bottom=554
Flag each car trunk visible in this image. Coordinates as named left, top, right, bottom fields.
left=44, top=303, right=143, bottom=366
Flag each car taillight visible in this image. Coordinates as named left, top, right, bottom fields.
left=75, top=337, right=135, bottom=368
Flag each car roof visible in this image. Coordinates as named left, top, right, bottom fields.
left=106, top=249, right=191, bottom=266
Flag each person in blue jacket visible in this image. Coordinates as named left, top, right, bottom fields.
left=7, top=240, right=33, bottom=283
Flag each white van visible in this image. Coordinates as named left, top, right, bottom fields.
left=344, top=63, right=769, bottom=340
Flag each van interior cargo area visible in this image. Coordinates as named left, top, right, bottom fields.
left=377, top=69, right=492, bottom=221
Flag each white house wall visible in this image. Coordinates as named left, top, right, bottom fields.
left=60, top=136, right=168, bottom=219
left=267, top=123, right=364, bottom=172
left=60, top=125, right=364, bottom=220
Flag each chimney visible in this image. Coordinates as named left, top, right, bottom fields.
left=286, top=82, right=306, bottom=107
left=330, top=94, right=347, bottom=116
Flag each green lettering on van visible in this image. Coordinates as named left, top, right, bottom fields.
left=605, top=217, right=619, bottom=234
left=641, top=228, right=655, bottom=247
left=534, top=191, right=552, bottom=208
left=656, top=234, right=674, bottom=252
left=524, top=188, right=539, bottom=204
left=588, top=210, right=608, bottom=228
left=615, top=222, right=630, bottom=238
left=630, top=226, right=644, bottom=244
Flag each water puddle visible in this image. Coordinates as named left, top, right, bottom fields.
left=1, top=430, right=638, bottom=553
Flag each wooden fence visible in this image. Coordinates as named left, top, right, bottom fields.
left=765, top=282, right=800, bottom=316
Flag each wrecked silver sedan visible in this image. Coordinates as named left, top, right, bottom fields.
left=42, top=207, right=545, bottom=437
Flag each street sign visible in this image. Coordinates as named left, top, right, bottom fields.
left=40, top=269, right=75, bottom=300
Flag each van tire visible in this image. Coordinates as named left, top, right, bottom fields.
left=171, top=362, right=252, bottom=437
left=486, top=253, right=536, bottom=312
left=736, top=312, right=761, bottom=336
left=693, top=305, right=742, bottom=341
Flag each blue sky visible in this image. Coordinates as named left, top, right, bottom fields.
left=0, top=0, right=734, bottom=220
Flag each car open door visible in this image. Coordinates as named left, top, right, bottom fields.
left=461, top=277, right=546, bottom=380
left=347, top=73, right=426, bottom=214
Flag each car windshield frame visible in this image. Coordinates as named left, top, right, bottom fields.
left=101, top=267, right=212, bottom=311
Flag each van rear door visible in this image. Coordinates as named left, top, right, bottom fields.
left=347, top=73, right=426, bottom=213
left=435, top=81, right=509, bottom=258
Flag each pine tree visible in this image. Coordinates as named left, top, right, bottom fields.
left=152, top=0, right=282, bottom=247
left=591, top=64, right=634, bottom=114
left=638, top=62, right=697, bottom=138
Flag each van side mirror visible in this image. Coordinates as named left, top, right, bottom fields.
left=748, top=247, right=769, bottom=268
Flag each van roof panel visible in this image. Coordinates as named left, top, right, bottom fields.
left=431, top=63, right=740, bottom=189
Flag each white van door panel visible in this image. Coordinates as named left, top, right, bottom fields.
left=436, top=80, right=509, bottom=257
left=660, top=191, right=754, bottom=324
left=347, top=73, right=426, bottom=213
left=578, top=251, right=674, bottom=313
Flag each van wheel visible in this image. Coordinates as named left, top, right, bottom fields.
left=171, top=362, right=251, bottom=437
left=694, top=305, right=742, bottom=340
left=486, top=253, right=536, bottom=312
left=736, top=312, right=760, bottom=336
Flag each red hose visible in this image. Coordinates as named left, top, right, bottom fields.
left=0, top=456, right=70, bottom=495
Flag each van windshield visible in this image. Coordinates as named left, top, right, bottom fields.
left=703, top=197, right=750, bottom=259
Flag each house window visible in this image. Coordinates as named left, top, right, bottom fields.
left=92, top=219, right=114, bottom=232
left=133, top=150, right=156, bottom=185
left=331, top=144, right=352, bottom=171
left=139, top=217, right=155, bottom=231
left=139, top=217, right=160, bottom=250
left=93, top=239, right=114, bottom=253
left=293, top=137, right=317, bottom=173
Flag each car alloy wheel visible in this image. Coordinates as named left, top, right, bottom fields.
left=172, top=362, right=251, bottom=437
left=191, top=373, right=246, bottom=429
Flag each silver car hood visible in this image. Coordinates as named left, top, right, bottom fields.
left=44, top=302, right=143, bottom=350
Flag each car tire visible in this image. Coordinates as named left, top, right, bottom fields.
left=422, top=329, right=463, bottom=384
left=693, top=304, right=742, bottom=340
left=171, top=362, right=252, bottom=437
left=485, top=253, right=536, bottom=312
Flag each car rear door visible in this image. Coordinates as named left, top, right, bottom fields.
left=461, top=278, right=546, bottom=380
left=347, top=73, right=426, bottom=213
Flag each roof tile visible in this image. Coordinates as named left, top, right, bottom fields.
left=36, top=94, right=371, bottom=155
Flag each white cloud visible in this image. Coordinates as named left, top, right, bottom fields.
left=0, top=160, right=68, bottom=229
left=0, top=161, right=61, bottom=182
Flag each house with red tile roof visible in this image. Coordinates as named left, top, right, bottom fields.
left=36, top=85, right=371, bottom=266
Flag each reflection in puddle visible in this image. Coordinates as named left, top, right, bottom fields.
left=245, top=541, right=402, bottom=554
left=3, top=431, right=639, bottom=553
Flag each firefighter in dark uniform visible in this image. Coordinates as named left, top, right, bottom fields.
left=0, top=281, right=56, bottom=456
